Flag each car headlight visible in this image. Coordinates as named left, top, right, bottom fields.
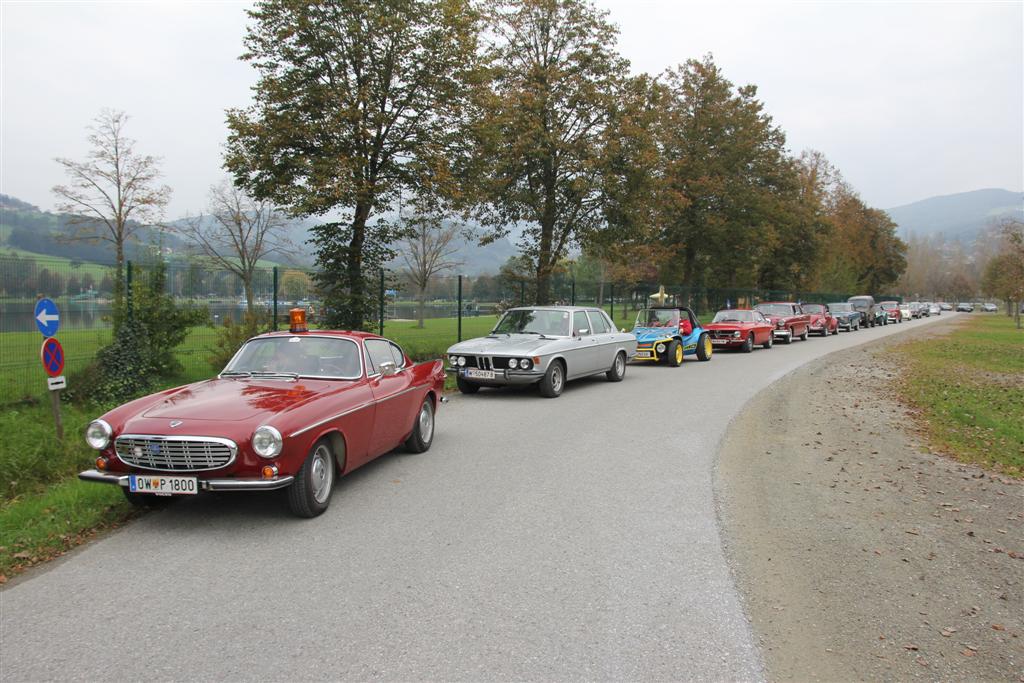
left=449, top=355, right=457, bottom=365
left=85, top=419, right=112, bottom=450
left=457, top=356, right=466, bottom=367
left=520, top=358, right=533, bottom=370
left=508, top=358, right=519, bottom=369
left=732, top=331, right=741, bottom=338
left=777, top=320, right=785, bottom=328
left=656, top=343, right=666, bottom=353
left=252, top=425, right=283, bottom=459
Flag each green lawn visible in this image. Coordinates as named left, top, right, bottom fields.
left=894, top=314, right=1023, bottom=476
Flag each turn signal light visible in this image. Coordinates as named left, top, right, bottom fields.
left=261, top=465, right=279, bottom=479
left=532, top=356, right=541, bottom=365
left=289, top=308, right=308, bottom=333
left=95, top=457, right=108, bottom=471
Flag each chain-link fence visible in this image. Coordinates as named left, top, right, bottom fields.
left=0, top=251, right=902, bottom=405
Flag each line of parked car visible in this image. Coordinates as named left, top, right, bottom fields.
left=75, top=295, right=954, bottom=517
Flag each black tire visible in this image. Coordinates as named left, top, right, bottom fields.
left=799, top=327, right=809, bottom=341
left=606, top=351, right=626, bottom=381
left=539, top=360, right=565, bottom=398
left=783, top=329, right=793, bottom=344
left=122, top=488, right=176, bottom=509
left=667, top=340, right=682, bottom=367
left=695, top=332, right=712, bottom=361
left=762, top=333, right=773, bottom=349
left=742, top=334, right=754, bottom=353
left=456, top=375, right=479, bottom=394
left=404, top=397, right=434, bottom=453
left=287, top=439, right=335, bottom=518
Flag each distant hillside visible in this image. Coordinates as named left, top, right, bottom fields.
left=885, top=188, right=1023, bottom=242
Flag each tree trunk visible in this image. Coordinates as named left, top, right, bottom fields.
left=417, top=285, right=426, bottom=329
left=682, top=244, right=697, bottom=287
left=113, top=240, right=126, bottom=333
left=244, top=279, right=255, bottom=318
left=346, top=202, right=370, bottom=330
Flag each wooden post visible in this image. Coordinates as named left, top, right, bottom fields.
left=49, top=388, right=63, bottom=442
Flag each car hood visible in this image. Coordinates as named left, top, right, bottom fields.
left=705, top=322, right=752, bottom=331
left=448, top=334, right=555, bottom=355
left=632, top=326, right=679, bottom=342
left=140, top=377, right=354, bottom=423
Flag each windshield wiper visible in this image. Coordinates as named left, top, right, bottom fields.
left=220, top=370, right=252, bottom=378
left=522, top=329, right=553, bottom=339
left=250, top=371, right=299, bottom=380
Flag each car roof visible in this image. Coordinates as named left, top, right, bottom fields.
left=758, top=301, right=798, bottom=305
left=254, top=329, right=378, bottom=341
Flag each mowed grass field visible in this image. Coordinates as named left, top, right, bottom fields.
left=894, top=314, right=1023, bottom=477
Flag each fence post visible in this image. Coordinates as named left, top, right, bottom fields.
left=520, top=281, right=525, bottom=305
left=457, top=275, right=463, bottom=342
left=610, top=283, right=615, bottom=320
left=379, top=268, right=385, bottom=336
left=125, top=260, right=133, bottom=324
left=571, top=278, right=576, bottom=306
left=272, top=266, right=278, bottom=332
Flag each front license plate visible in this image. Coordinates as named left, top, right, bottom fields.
left=465, top=368, right=495, bottom=380
left=711, top=339, right=728, bottom=345
left=635, top=351, right=652, bottom=358
left=129, top=474, right=198, bottom=495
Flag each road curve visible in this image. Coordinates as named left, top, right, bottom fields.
left=1, top=313, right=958, bottom=681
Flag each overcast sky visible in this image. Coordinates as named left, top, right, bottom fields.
left=1, top=1, right=1021, bottom=219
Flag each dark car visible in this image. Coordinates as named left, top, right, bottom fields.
left=956, top=302, right=974, bottom=312
left=848, top=295, right=885, bottom=327
left=826, top=302, right=862, bottom=331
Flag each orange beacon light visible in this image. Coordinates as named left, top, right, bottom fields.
left=289, top=308, right=308, bottom=333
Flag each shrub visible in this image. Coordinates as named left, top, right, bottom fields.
left=209, top=312, right=263, bottom=371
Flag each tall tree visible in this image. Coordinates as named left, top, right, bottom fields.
left=398, top=213, right=462, bottom=328
left=225, top=0, right=480, bottom=330
left=179, top=180, right=292, bottom=316
left=52, top=109, right=171, bottom=327
left=467, top=0, right=629, bottom=304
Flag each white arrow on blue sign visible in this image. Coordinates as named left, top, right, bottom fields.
left=34, top=298, right=61, bottom=337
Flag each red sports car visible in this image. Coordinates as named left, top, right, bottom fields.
left=754, top=302, right=811, bottom=344
left=800, top=303, right=839, bottom=336
left=705, top=309, right=775, bottom=352
left=79, top=312, right=446, bottom=517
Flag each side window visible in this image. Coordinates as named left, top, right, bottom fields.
left=587, top=311, right=610, bottom=334
left=364, top=339, right=394, bottom=375
left=572, top=311, right=590, bottom=336
left=389, top=342, right=407, bottom=368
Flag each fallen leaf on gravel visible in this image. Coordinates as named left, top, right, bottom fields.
left=961, top=649, right=976, bottom=657
left=916, top=656, right=929, bottom=667
left=941, top=628, right=957, bottom=637
left=906, top=529, right=920, bottom=535
left=992, top=624, right=1005, bottom=631
left=903, top=644, right=919, bottom=651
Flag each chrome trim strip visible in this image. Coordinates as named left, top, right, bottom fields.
left=79, top=469, right=130, bottom=487
left=77, top=469, right=295, bottom=492
left=114, top=434, right=238, bottom=472
left=288, top=383, right=431, bottom=438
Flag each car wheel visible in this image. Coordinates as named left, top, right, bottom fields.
left=456, top=375, right=479, bottom=394
left=122, top=489, right=176, bottom=509
left=287, top=439, right=335, bottom=518
left=800, top=327, right=809, bottom=341
left=404, top=397, right=434, bottom=453
left=763, top=333, right=773, bottom=349
left=696, top=333, right=712, bottom=361
left=606, top=351, right=626, bottom=381
left=667, top=340, right=683, bottom=367
left=742, top=334, right=754, bottom=353
left=783, top=330, right=793, bottom=344
left=539, top=359, right=565, bottom=398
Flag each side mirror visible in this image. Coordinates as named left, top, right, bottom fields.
left=576, top=328, right=589, bottom=336
left=379, top=361, right=400, bottom=376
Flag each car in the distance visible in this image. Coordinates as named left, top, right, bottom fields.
left=631, top=307, right=713, bottom=365
left=928, top=303, right=941, bottom=316
left=755, top=302, right=811, bottom=343
left=800, top=303, right=838, bottom=336
left=982, top=302, right=999, bottom=312
left=938, top=302, right=953, bottom=311
left=826, top=302, right=862, bottom=331
left=79, top=312, right=446, bottom=517
left=899, top=302, right=913, bottom=320
left=705, top=308, right=775, bottom=351
left=956, top=302, right=974, bottom=312
left=848, top=295, right=884, bottom=327
left=879, top=301, right=903, bottom=323
left=446, top=306, right=637, bottom=397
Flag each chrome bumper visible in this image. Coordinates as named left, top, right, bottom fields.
left=772, top=329, right=792, bottom=338
left=78, top=469, right=295, bottom=492
left=444, top=367, right=543, bottom=385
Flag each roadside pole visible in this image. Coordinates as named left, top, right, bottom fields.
left=35, top=298, right=65, bottom=443
left=379, top=268, right=385, bottom=336
left=457, top=275, right=463, bottom=343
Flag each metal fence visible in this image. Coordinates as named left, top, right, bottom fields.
left=0, top=251, right=899, bottom=404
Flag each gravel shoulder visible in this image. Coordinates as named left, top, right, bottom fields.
left=717, top=318, right=1023, bottom=681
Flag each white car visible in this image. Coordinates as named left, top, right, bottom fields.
left=899, top=303, right=912, bottom=320
left=928, top=303, right=941, bottom=315
left=982, top=303, right=998, bottom=313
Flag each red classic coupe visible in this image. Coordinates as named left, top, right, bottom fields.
left=800, top=303, right=839, bottom=336
left=754, top=302, right=811, bottom=344
left=704, top=309, right=775, bottom=352
left=79, top=313, right=446, bottom=517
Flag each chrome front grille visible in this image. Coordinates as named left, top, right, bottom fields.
left=115, top=435, right=237, bottom=472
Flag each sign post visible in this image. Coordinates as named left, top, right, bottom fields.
left=35, top=298, right=65, bottom=442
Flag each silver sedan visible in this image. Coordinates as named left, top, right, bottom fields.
left=446, top=306, right=638, bottom=398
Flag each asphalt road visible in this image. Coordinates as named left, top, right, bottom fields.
left=2, top=313, right=958, bottom=681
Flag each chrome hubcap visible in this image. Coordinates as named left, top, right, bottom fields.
left=418, top=401, right=434, bottom=443
left=616, top=355, right=624, bottom=375
left=552, top=366, right=563, bottom=392
left=310, top=445, right=333, bottom=504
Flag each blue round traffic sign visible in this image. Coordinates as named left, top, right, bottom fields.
left=40, top=337, right=65, bottom=378
left=34, top=298, right=61, bottom=337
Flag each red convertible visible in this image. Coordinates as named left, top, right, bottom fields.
left=800, top=303, right=838, bottom=336
left=704, top=309, right=775, bottom=351
left=754, top=302, right=811, bottom=344
left=79, top=311, right=446, bottom=517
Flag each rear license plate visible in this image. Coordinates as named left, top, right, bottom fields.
left=465, top=368, right=495, bottom=380
left=129, top=475, right=198, bottom=495
left=711, top=339, right=728, bottom=344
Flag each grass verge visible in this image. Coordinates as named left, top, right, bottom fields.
left=893, top=314, right=1023, bottom=477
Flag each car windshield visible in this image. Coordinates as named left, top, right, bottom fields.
left=712, top=310, right=754, bottom=323
left=828, top=303, right=852, bottom=312
left=755, top=304, right=793, bottom=316
left=225, top=336, right=361, bottom=379
left=802, top=304, right=825, bottom=314
left=636, top=308, right=680, bottom=327
left=493, top=309, right=570, bottom=336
